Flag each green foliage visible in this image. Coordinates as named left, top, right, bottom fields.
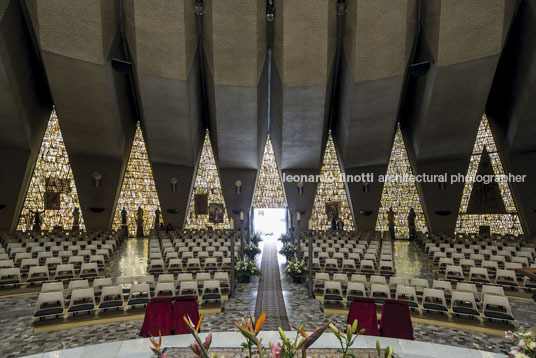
left=235, top=260, right=262, bottom=278
left=283, top=260, right=307, bottom=279
left=279, top=242, right=297, bottom=260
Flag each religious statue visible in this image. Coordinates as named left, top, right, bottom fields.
left=121, top=208, right=127, bottom=225
left=72, top=208, right=80, bottom=230
left=136, top=206, right=144, bottom=237
left=30, top=209, right=44, bottom=232
left=154, top=209, right=161, bottom=230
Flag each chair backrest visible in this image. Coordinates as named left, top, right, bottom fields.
left=370, top=275, right=387, bottom=285
left=422, top=288, right=446, bottom=306
left=116, top=276, right=134, bottom=286
left=346, top=297, right=379, bottom=336
left=483, top=294, right=513, bottom=316
left=370, top=284, right=391, bottom=299
left=158, top=274, right=175, bottom=283
left=380, top=300, right=414, bottom=340
left=93, top=278, right=113, bottom=289
left=68, top=279, right=89, bottom=291
left=41, top=281, right=64, bottom=293
left=481, top=285, right=504, bottom=296
left=155, top=282, right=176, bottom=297
left=451, top=290, right=477, bottom=310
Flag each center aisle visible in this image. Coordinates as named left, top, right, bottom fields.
left=254, top=241, right=291, bottom=331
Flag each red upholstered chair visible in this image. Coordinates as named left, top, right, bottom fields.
left=171, top=295, right=200, bottom=335
left=139, top=296, right=174, bottom=338
left=347, top=297, right=379, bottom=336
left=379, top=299, right=414, bottom=340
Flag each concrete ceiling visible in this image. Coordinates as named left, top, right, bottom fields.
left=0, top=0, right=535, bottom=235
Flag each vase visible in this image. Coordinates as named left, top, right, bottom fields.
left=292, top=277, right=303, bottom=284
left=238, top=276, right=251, bottom=283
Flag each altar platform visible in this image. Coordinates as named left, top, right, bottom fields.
left=22, top=331, right=506, bottom=358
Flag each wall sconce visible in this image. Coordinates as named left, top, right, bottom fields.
left=92, top=172, right=102, bottom=188
left=235, top=180, right=242, bottom=194
left=362, top=182, right=369, bottom=194
left=297, top=182, right=304, bottom=195
left=170, top=177, right=178, bottom=192
left=240, top=210, right=244, bottom=221
left=296, top=211, right=301, bottom=222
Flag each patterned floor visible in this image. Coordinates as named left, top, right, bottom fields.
left=0, top=239, right=534, bottom=357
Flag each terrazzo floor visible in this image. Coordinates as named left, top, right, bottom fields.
left=1, top=238, right=535, bottom=357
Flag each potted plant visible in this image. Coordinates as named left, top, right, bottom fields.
left=283, top=259, right=307, bottom=283
left=250, top=232, right=263, bottom=246
left=278, top=233, right=292, bottom=244
left=279, top=242, right=297, bottom=261
left=235, top=260, right=262, bottom=283
left=244, top=242, right=261, bottom=260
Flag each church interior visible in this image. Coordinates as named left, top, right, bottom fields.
left=0, top=0, right=535, bottom=357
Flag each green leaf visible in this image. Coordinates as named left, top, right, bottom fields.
left=376, top=340, right=381, bottom=357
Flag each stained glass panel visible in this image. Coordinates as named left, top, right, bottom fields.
left=375, top=128, right=428, bottom=238
left=17, top=109, right=85, bottom=231
left=252, top=136, right=287, bottom=208
left=112, top=123, right=162, bottom=236
left=455, top=115, right=523, bottom=235
left=311, top=133, right=355, bottom=231
left=184, top=131, right=231, bottom=229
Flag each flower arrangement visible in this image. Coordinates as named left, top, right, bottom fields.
left=244, top=242, right=261, bottom=260
left=330, top=320, right=393, bottom=358
left=506, top=328, right=536, bottom=358
left=149, top=330, right=167, bottom=358
left=163, top=314, right=395, bottom=358
left=278, top=233, right=292, bottom=244
left=279, top=242, right=297, bottom=261
left=250, top=233, right=263, bottom=246
left=284, top=260, right=307, bottom=280
left=235, top=260, right=262, bottom=278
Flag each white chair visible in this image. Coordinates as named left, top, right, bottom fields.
left=204, top=258, right=219, bottom=271
left=154, top=282, right=176, bottom=297
left=167, top=258, right=183, bottom=273
left=323, top=281, right=344, bottom=306
left=54, top=264, right=75, bottom=280
left=451, top=291, right=479, bottom=318
left=27, top=266, right=50, bottom=283
left=186, top=258, right=201, bottom=272
left=483, top=294, right=514, bottom=322
left=379, top=261, right=395, bottom=276
left=67, top=288, right=96, bottom=315
left=324, top=258, right=339, bottom=273
left=148, top=259, right=165, bottom=274
left=127, top=283, right=151, bottom=307
left=342, top=259, right=357, bottom=273
left=432, top=280, right=452, bottom=299
left=79, top=262, right=99, bottom=278
left=481, top=285, right=504, bottom=297
left=410, top=278, right=429, bottom=296
left=0, top=260, right=14, bottom=269
left=395, top=285, right=419, bottom=308
left=201, top=280, right=222, bottom=304
left=370, top=284, right=391, bottom=303
left=422, top=288, right=448, bottom=313
left=34, top=291, right=65, bottom=320
left=157, top=274, right=175, bottom=283
left=137, top=275, right=155, bottom=285
left=360, top=260, right=375, bottom=275
left=179, top=281, right=199, bottom=296
left=469, top=267, right=490, bottom=284
left=0, top=268, right=21, bottom=286
left=214, top=271, right=230, bottom=293
left=495, top=269, right=518, bottom=287
left=314, top=272, right=330, bottom=293
left=116, top=276, right=134, bottom=294
left=389, top=277, right=406, bottom=293
left=445, top=265, right=464, bottom=281
left=346, top=282, right=367, bottom=301
left=41, top=282, right=64, bottom=293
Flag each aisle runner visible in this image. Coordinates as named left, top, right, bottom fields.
left=254, top=242, right=290, bottom=330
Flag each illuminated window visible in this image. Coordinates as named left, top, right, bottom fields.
left=17, top=109, right=85, bottom=231
left=184, top=131, right=231, bottom=229
left=112, top=123, right=162, bottom=236
left=311, top=133, right=355, bottom=231
left=455, top=115, right=523, bottom=235
left=375, top=127, right=428, bottom=237
left=252, top=135, right=287, bottom=208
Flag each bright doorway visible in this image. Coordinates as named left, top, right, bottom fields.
left=253, top=208, right=287, bottom=245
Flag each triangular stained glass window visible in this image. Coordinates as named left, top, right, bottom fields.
left=184, top=131, right=231, bottom=229
left=112, top=123, right=162, bottom=236
left=17, top=109, right=85, bottom=231
left=310, top=133, right=355, bottom=231
left=252, top=135, right=287, bottom=208
left=455, top=114, right=523, bottom=235
left=375, top=127, right=428, bottom=238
